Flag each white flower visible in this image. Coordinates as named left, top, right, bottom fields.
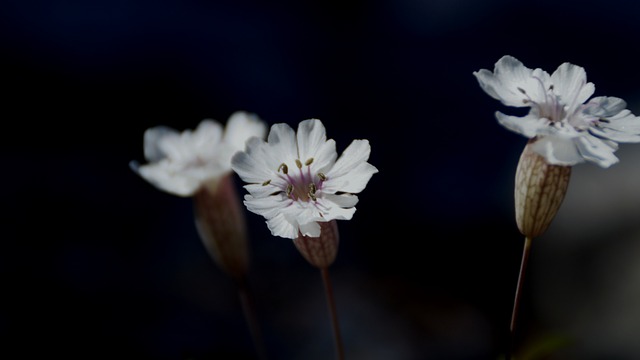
left=474, top=55, right=640, bottom=168
left=131, top=111, right=267, bottom=196
left=231, top=119, right=378, bottom=239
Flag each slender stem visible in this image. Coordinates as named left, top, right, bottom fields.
left=236, top=277, right=268, bottom=360
left=320, top=267, right=345, bottom=360
left=508, top=236, right=533, bottom=359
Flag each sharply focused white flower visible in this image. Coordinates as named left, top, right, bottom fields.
left=130, top=111, right=267, bottom=196
left=474, top=55, right=640, bottom=168
left=231, top=119, right=378, bottom=239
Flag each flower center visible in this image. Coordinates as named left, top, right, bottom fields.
left=519, top=79, right=566, bottom=123
left=518, top=75, right=596, bottom=131
left=264, top=157, right=327, bottom=202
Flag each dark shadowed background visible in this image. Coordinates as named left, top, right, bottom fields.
left=3, top=0, right=640, bottom=359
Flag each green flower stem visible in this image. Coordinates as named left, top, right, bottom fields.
left=236, top=277, right=268, bottom=360
left=321, top=267, right=345, bottom=360
left=509, top=236, right=533, bottom=359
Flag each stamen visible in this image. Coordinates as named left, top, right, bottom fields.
left=309, top=184, right=317, bottom=201
left=295, top=159, right=303, bottom=169
left=286, top=184, right=293, bottom=196
left=278, top=163, right=288, bottom=174
left=532, top=76, right=549, bottom=105
left=317, top=172, right=327, bottom=181
left=517, top=86, right=534, bottom=105
left=262, top=179, right=271, bottom=186
left=305, top=158, right=314, bottom=166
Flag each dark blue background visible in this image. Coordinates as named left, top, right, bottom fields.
left=3, top=0, right=640, bottom=358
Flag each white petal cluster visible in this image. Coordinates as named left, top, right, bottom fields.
left=131, top=111, right=267, bottom=196
left=231, top=119, right=378, bottom=239
left=474, top=55, right=640, bottom=168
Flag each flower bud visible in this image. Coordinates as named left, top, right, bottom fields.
left=515, top=141, right=572, bottom=238
left=293, top=220, right=339, bottom=268
left=193, top=173, right=249, bottom=281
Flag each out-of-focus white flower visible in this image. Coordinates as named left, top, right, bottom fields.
left=231, top=119, right=378, bottom=240
left=131, top=111, right=267, bottom=196
left=131, top=111, right=267, bottom=279
left=474, top=55, right=640, bottom=168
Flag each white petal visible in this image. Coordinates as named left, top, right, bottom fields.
left=244, top=183, right=283, bottom=198
left=324, top=162, right=378, bottom=194
left=129, top=160, right=141, bottom=173
left=530, top=135, right=583, bottom=166
left=268, top=123, right=299, bottom=163
left=143, top=126, right=178, bottom=162
left=474, top=55, right=548, bottom=107
left=224, top=111, right=267, bottom=152
left=584, top=96, right=627, bottom=118
left=287, top=204, right=325, bottom=237
left=184, top=162, right=227, bottom=182
left=294, top=204, right=324, bottom=223
left=575, top=135, right=619, bottom=168
left=326, top=139, right=370, bottom=178
left=323, top=140, right=377, bottom=193
left=327, top=206, right=356, bottom=221
left=323, top=193, right=359, bottom=208
left=591, top=108, right=640, bottom=142
left=296, top=119, right=328, bottom=163
left=311, top=139, right=338, bottom=176
left=605, top=110, right=640, bottom=131
left=193, top=120, right=224, bottom=150
left=231, top=136, right=289, bottom=184
left=192, top=120, right=231, bottom=168
left=551, top=62, right=595, bottom=112
left=135, top=162, right=201, bottom=196
left=317, top=197, right=357, bottom=221
left=298, top=220, right=321, bottom=238
left=158, top=132, right=193, bottom=161
left=244, top=194, right=289, bottom=218
left=266, top=213, right=299, bottom=239
left=231, top=144, right=276, bottom=184
left=496, top=111, right=548, bottom=138
left=245, top=136, right=287, bottom=174
left=590, top=127, right=640, bottom=143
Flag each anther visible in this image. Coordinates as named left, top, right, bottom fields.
left=295, top=159, right=303, bottom=169
left=517, top=87, right=527, bottom=94
left=305, top=158, right=314, bottom=166
left=549, top=84, right=554, bottom=91
left=278, top=163, right=288, bottom=174
left=308, top=183, right=317, bottom=201
left=286, top=184, right=293, bottom=196
left=317, top=172, right=327, bottom=181
left=262, top=179, right=271, bottom=186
